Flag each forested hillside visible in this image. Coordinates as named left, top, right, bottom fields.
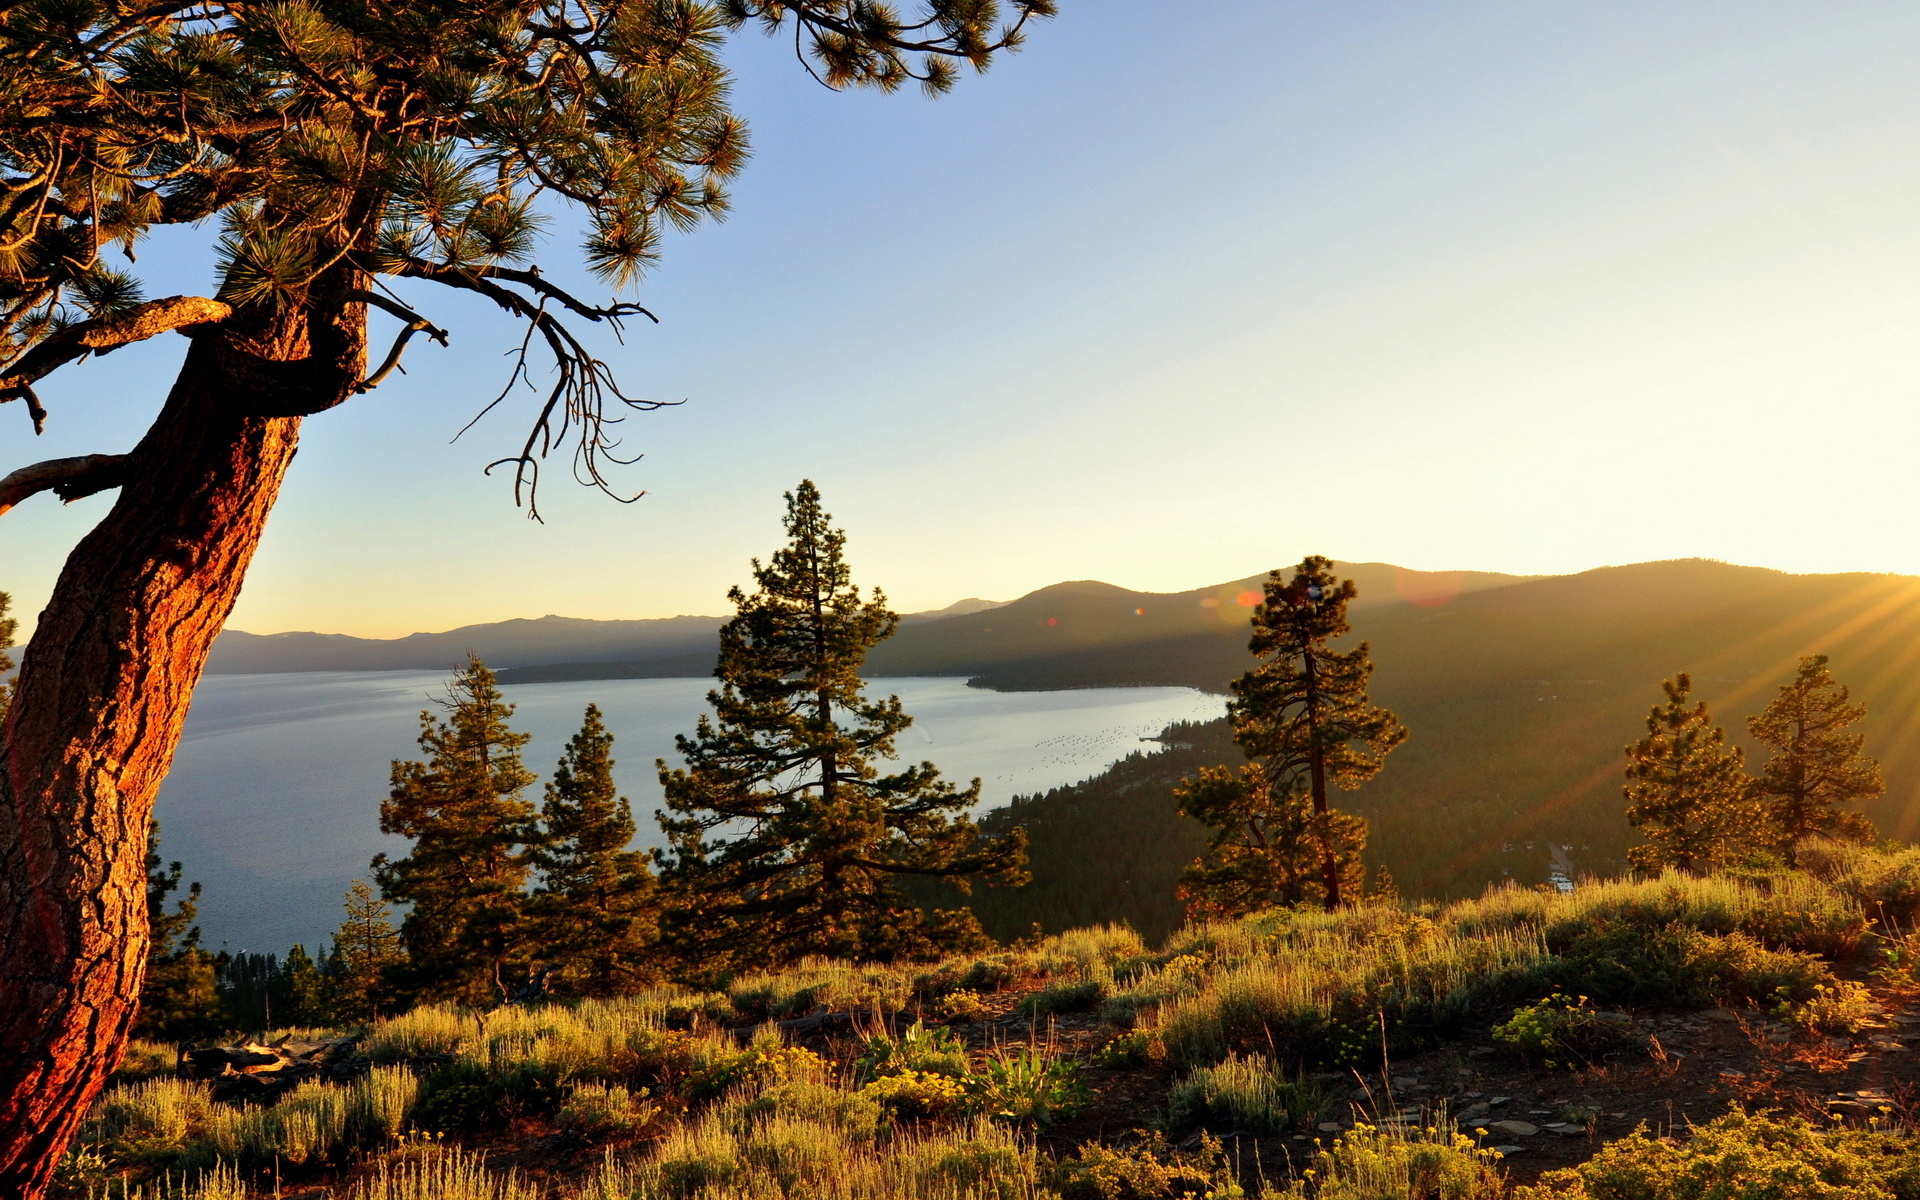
left=952, top=560, right=1920, bottom=932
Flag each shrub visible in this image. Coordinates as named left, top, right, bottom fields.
left=1551, top=922, right=1831, bottom=1008
left=1492, top=994, right=1630, bottom=1069
left=1778, top=981, right=1883, bottom=1036
left=557, top=1082, right=652, bottom=1139
left=860, top=1070, right=969, bottom=1121
left=967, top=1044, right=1088, bottom=1127
left=1517, top=1109, right=1920, bottom=1200
left=857, top=1021, right=969, bottom=1082
left=934, top=989, right=988, bottom=1024
left=350, top=1065, right=422, bottom=1141
left=1281, top=1122, right=1507, bottom=1200
left=1018, top=977, right=1110, bottom=1018
left=1167, top=1053, right=1318, bottom=1136
left=1046, top=1133, right=1237, bottom=1200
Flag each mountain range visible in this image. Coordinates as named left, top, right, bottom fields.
left=207, top=558, right=1920, bottom=915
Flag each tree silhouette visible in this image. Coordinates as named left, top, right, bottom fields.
left=1748, top=655, right=1881, bottom=865
left=1623, top=674, right=1751, bottom=875
left=657, top=481, right=1026, bottom=973
left=1180, top=557, right=1406, bottom=914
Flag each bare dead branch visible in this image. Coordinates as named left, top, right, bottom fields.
left=376, top=256, right=675, bottom=519
left=0, top=454, right=128, bottom=518
left=0, top=296, right=232, bottom=431
left=348, top=289, right=449, bottom=393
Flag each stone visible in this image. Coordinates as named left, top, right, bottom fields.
left=1462, top=1103, right=1492, bottom=1118
left=1318, top=1123, right=1344, bottom=1133
left=1491, top=1121, right=1539, bottom=1138
left=1706, top=1010, right=1738, bottom=1023
left=1490, top=1145, right=1527, bottom=1156
left=1544, top=1123, right=1586, bottom=1136
left=1489, top=1096, right=1512, bottom=1107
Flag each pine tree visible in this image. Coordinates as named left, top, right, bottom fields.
left=532, top=705, right=659, bottom=997
left=657, top=481, right=1027, bottom=974
left=132, top=821, right=220, bottom=1041
left=1179, top=557, right=1406, bottom=915
left=1623, top=674, right=1752, bottom=875
left=328, top=882, right=405, bottom=1025
left=373, top=657, right=541, bottom=1005
left=0, top=590, right=14, bottom=720
left=1748, top=655, right=1882, bottom=864
left=277, top=946, right=326, bottom=1028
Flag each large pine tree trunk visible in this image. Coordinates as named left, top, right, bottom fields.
left=0, top=285, right=364, bottom=1197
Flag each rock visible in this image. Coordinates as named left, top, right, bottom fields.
left=1490, top=1145, right=1527, bottom=1156
left=1463, top=1103, right=1492, bottom=1117
left=1490, top=1096, right=1513, bottom=1107
left=1706, top=1009, right=1738, bottom=1023
left=1318, top=1123, right=1344, bottom=1133
left=1544, top=1123, right=1586, bottom=1136
left=1491, top=1121, right=1539, bottom=1138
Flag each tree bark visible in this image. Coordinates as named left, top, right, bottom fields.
left=0, top=280, right=364, bottom=1197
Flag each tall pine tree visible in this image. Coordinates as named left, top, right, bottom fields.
left=1748, top=655, right=1882, bottom=864
left=533, top=706, right=659, bottom=997
left=1623, top=674, right=1752, bottom=875
left=132, top=821, right=220, bottom=1040
left=328, top=882, right=405, bottom=1025
left=657, top=481, right=1026, bottom=974
left=374, top=657, right=541, bottom=1005
left=1179, top=557, right=1406, bottom=914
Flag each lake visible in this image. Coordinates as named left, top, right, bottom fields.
left=154, top=673, right=1225, bottom=952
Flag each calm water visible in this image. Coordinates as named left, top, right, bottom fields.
left=155, top=673, right=1224, bottom=951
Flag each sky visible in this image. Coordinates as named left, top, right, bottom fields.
left=8, top=0, right=1920, bottom=639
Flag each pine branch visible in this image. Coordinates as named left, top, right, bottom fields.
left=0, top=296, right=232, bottom=432
left=0, top=454, right=129, bottom=518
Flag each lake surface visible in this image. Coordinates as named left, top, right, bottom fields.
left=154, top=673, right=1224, bottom=952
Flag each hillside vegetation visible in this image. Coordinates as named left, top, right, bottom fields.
left=65, top=847, right=1920, bottom=1199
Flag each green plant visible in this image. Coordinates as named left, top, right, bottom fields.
left=113, top=1041, right=182, bottom=1084
left=1282, top=1122, right=1506, bottom=1200
left=1517, top=1109, right=1920, bottom=1200
left=1493, top=994, right=1627, bottom=1069
left=1046, top=1133, right=1239, bottom=1200
left=1167, top=1053, right=1319, bottom=1136
left=1093, top=1027, right=1165, bottom=1068
left=1777, top=981, right=1883, bottom=1035
left=1017, top=977, right=1110, bottom=1018
left=860, top=1071, right=969, bottom=1121
left=934, top=990, right=988, bottom=1023
left=967, top=1045, right=1088, bottom=1127
left=857, top=1021, right=969, bottom=1082
left=558, top=1082, right=653, bottom=1140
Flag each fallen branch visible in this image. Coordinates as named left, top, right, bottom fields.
left=0, top=454, right=129, bottom=518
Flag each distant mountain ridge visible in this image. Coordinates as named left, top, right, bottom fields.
left=204, top=563, right=1525, bottom=681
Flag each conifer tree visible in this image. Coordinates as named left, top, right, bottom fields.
left=533, top=705, right=659, bottom=996
left=657, top=481, right=1027, bottom=973
left=132, top=821, right=219, bottom=1041
left=328, top=882, right=405, bottom=1025
left=1748, top=655, right=1882, bottom=864
left=374, top=657, right=541, bottom=1005
left=1623, top=674, right=1752, bottom=875
left=1178, top=557, right=1406, bottom=915
left=277, top=946, right=326, bottom=1028
left=0, top=591, right=14, bottom=720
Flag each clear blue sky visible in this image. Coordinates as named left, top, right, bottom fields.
left=8, top=1, right=1920, bottom=638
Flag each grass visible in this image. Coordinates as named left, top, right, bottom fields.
left=65, top=867, right=1920, bottom=1198
left=1166, top=1053, right=1321, bottom=1136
